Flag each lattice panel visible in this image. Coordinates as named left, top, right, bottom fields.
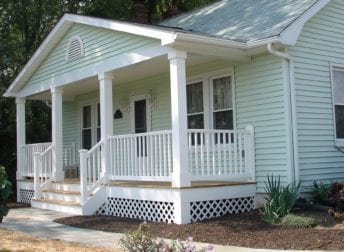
left=19, top=189, right=34, bottom=204
left=190, top=196, right=254, bottom=222
left=95, top=197, right=174, bottom=223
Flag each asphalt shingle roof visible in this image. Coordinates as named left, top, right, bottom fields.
left=159, top=0, right=319, bottom=42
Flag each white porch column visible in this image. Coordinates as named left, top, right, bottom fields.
left=168, top=50, right=191, bottom=188
left=98, top=72, right=114, bottom=182
left=51, top=87, right=64, bottom=181
left=16, top=98, right=26, bottom=202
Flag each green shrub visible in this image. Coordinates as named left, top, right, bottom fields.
left=313, top=181, right=344, bottom=213
left=280, top=214, right=317, bottom=228
left=0, top=166, right=12, bottom=221
left=260, top=175, right=300, bottom=224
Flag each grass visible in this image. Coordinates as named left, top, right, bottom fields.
left=0, top=228, right=122, bottom=252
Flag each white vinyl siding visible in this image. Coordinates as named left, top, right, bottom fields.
left=288, top=0, right=344, bottom=188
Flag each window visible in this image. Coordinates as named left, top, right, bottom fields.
left=332, top=67, right=344, bottom=141
left=81, top=102, right=100, bottom=150
left=187, top=82, right=204, bottom=129
left=212, top=76, right=233, bottom=130
left=82, top=105, right=92, bottom=149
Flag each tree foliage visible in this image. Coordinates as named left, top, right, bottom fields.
left=0, top=0, right=214, bottom=198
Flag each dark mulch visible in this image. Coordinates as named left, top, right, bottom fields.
left=55, top=201, right=344, bottom=250
left=7, top=202, right=30, bottom=209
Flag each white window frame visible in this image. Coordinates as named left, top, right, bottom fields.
left=331, top=64, right=344, bottom=147
left=78, top=100, right=100, bottom=149
left=186, top=68, right=236, bottom=130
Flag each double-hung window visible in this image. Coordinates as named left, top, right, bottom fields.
left=332, top=67, right=344, bottom=144
left=212, top=76, right=233, bottom=130
left=187, top=82, right=204, bottom=129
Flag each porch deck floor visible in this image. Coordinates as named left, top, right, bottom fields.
left=108, top=180, right=255, bottom=189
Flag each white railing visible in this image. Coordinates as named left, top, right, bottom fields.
left=79, top=140, right=105, bottom=204
left=188, top=125, right=255, bottom=180
left=23, top=143, right=52, bottom=177
left=33, top=144, right=54, bottom=199
left=63, top=142, right=77, bottom=166
left=22, top=142, right=77, bottom=177
left=109, top=131, right=173, bottom=181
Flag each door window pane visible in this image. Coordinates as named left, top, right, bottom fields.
left=82, top=129, right=92, bottom=149
left=134, top=100, right=147, bottom=133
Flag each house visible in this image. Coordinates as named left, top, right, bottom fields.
left=4, top=0, right=344, bottom=224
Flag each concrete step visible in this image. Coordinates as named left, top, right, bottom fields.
left=31, top=199, right=82, bottom=215
left=42, top=190, right=81, bottom=204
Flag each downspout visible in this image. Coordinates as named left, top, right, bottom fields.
left=267, top=43, right=299, bottom=184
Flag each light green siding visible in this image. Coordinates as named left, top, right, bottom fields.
left=62, top=56, right=289, bottom=192
left=63, top=101, right=78, bottom=149
left=235, top=54, right=289, bottom=192
left=288, top=0, right=344, bottom=188
left=23, top=24, right=159, bottom=90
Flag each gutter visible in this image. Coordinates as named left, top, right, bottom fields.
left=267, top=43, right=299, bottom=184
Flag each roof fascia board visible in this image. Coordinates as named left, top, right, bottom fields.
left=4, top=18, right=73, bottom=97
left=279, top=0, right=331, bottom=45
left=66, top=14, right=176, bottom=42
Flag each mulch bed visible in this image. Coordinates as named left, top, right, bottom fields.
left=55, top=201, right=344, bottom=250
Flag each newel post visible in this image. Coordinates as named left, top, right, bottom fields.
left=33, top=152, right=42, bottom=199
left=245, top=124, right=255, bottom=181
left=79, top=149, right=88, bottom=205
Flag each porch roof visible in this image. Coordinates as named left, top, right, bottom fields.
left=4, top=0, right=330, bottom=98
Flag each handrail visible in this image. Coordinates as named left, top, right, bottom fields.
left=33, top=143, right=55, bottom=200
left=79, top=139, right=105, bottom=205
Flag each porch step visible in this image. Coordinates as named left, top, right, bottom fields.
left=51, top=181, right=81, bottom=192
left=31, top=199, right=82, bottom=215
left=42, top=189, right=81, bottom=204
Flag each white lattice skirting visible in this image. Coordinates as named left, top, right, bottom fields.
left=19, top=189, right=34, bottom=204
left=190, top=196, right=255, bottom=222
left=95, top=197, right=175, bottom=223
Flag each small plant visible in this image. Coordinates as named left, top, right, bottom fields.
left=280, top=214, right=317, bottom=228
left=119, top=222, right=213, bottom=252
left=260, top=175, right=300, bottom=224
left=313, top=181, right=344, bottom=213
left=0, top=166, right=12, bottom=222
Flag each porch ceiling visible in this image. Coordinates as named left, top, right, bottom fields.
left=27, top=53, right=221, bottom=101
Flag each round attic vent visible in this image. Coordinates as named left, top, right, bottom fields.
left=66, top=36, right=84, bottom=62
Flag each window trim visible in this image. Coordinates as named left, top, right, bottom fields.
left=186, top=67, right=236, bottom=130
left=331, top=64, right=344, bottom=147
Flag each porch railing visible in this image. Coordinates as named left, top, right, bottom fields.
left=22, top=142, right=77, bottom=177
left=79, top=139, right=105, bottom=204
left=188, top=126, right=255, bottom=180
left=33, top=144, right=54, bottom=199
left=108, top=130, right=173, bottom=181
left=23, top=143, right=52, bottom=177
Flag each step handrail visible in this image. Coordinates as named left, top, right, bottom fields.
left=33, top=144, right=55, bottom=199
left=79, top=139, right=105, bottom=205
